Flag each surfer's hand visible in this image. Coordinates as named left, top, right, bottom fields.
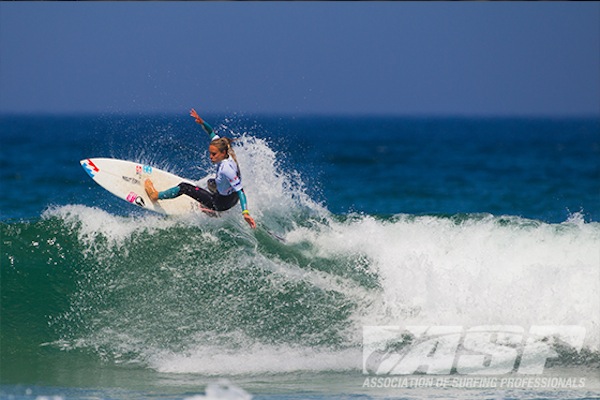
left=243, top=213, right=257, bottom=229
left=190, top=108, right=203, bottom=124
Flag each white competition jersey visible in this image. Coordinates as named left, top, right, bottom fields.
left=215, top=157, right=243, bottom=195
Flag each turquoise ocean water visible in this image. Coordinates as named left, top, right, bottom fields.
left=1, top=115, right=599, bottom=399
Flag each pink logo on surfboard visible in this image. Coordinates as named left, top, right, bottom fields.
left=126, top=192, right=146, bottom=207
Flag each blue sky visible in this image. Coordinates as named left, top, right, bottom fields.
left=1, top=2, right=598, bottom=116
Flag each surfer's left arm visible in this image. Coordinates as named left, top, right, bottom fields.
left=238, top=189, right=256, bottom=229
left=190, top=108, right=218, bottom=140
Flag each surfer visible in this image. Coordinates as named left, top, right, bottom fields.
left=144, top=109, right=257, bottom=229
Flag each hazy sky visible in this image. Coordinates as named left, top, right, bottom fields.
left=1, top=2, right=599, bottom=116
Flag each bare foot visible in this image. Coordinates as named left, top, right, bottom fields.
left=145, top=179, right=159, bottom=201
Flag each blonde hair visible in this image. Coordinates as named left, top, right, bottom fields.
left=210, top=137, right=240, bottom=170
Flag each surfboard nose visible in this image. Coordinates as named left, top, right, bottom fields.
left=80, top=158, right=99, bottom=178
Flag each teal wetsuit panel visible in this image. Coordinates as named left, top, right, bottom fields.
left=201, top=121, right=218, bottom=140
left=238, top=190, right=248, bottom=212
left=158, top=186, right=181, bottom=200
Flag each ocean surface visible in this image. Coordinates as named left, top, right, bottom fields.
left=1, top=114, right=599, bottom=400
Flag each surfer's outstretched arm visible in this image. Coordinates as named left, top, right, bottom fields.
left=190, top=108, right=219, bottom=140
left=238, top=189, right=256, bottom=229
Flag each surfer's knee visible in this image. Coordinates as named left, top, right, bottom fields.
left=177, top=182, right=196, bottom=196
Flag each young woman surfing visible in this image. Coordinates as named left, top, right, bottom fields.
left=144, top=109, right=257, bottom=229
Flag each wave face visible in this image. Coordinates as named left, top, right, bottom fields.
left=2, top=135, right=599, bottom=376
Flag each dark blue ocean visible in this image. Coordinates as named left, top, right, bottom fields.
left=1, top=115, right=599, bottom=222
left=1, top=114, right=599, bottom=399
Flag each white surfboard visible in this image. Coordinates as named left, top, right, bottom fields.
left=80, top=158, right=213, bottom=215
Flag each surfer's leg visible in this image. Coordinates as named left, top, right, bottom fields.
left=158, top=186, right=181, bottom=200
left=145, top=179, right=183, bottom=201
left=177, top=182, right=216, bottom=210
left=213, top=192, right=239, bottom=211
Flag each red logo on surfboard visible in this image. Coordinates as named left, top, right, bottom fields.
left=86, top=159, right=99, bottom=172
left=82, top=159, right=100, bottom=178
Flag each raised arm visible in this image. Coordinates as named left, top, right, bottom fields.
left=190, top=108, right=218, bottom=140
